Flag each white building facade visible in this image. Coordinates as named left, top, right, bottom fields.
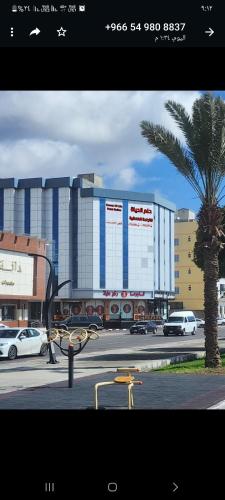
left=0, top=174, right=176, bottom=320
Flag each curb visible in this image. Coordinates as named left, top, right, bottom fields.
left=141, top=347, right=225, bottom=371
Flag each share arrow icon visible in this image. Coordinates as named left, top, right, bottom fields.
left=29, top=27, right=41, bottom=36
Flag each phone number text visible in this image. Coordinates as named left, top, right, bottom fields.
left=105, top=23, right=186, bottom=32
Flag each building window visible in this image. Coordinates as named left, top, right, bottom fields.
left=188, top=252, right=191, bottom=258
left=175, top=270, right=179, bottom=278
left=188, top=268, right=191, bottom=274
left=174, top=238, right=179, bottom=246
left=100, top=198, right=106, bottom=288
left=175, top=287, right=180, bottom=294
left=0, top=188, right=4, bottom=231
left=2, top=305, right=16, bottom=320
left=24, top=188, right=31, bottom=234
left=188, top=236, right=191, bottom=242
left=174, top=255, right=179, bottom=262
left=188, top=285, right=192, bottom=291
left=141, top=258, right=148, bottom=268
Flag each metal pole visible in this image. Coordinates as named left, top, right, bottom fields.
left=28, top=252, right=58, bottom=364
left=68, top=344, right=74, bottom=388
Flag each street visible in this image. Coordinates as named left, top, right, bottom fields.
left=0, top=325, right=225, bottom=396
left=0, top=326, right=225, bottom=409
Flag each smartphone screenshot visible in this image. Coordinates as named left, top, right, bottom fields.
left=0, top=2, right=225, bottom=499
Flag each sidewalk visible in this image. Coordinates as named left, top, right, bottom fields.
left=1, top=336, right=225, bottom=408
left=0, top=336, right=218, bottom=393
left=0, top=337, right=225, bottom=409
left=1, top=369, right=225, bottom=409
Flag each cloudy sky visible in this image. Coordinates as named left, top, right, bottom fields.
left=0, top=90, right=224, bottom=212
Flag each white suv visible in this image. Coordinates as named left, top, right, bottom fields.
left=163, top=311, right=197, bottom=336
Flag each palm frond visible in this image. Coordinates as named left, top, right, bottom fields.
left=141, top=92, right=225, bottom=208
left=140, top=121, right=205, bottom=200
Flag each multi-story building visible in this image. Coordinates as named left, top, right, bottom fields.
left=172, top=208, right=225, bottom=318
left=171, top=209, right=204, bottom=316
left=0, top=174, right=175, bottom=320
left=0, top=231, right=46, bottom=326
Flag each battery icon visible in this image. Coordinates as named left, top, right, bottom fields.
left=12, top=5, right=17, bottom=12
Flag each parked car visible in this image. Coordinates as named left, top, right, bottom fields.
left=217, top=317, right=225, bottom=326
left=0, top=323, right=9, bottom=328
left=130, top=321, right=157, bottom=335
left=196, top=318, right=205, bottom=328
left=52, top=315, right=104, bottom=331
left=0, top=327, right=48, bottom=360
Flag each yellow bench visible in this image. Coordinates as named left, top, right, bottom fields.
left=94, top=368, right=143, bottom=410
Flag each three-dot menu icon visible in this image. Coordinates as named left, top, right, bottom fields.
left=10, top=27, right=14, bottom=37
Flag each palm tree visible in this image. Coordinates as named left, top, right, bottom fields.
left=140, top=92, right=225, bottom=368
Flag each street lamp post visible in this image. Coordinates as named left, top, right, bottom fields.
left=28, top=252, right=71, bottom=364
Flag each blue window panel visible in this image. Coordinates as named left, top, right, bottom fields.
left=99, top=198, right=105, bottom=288
left=0, top=189, right=4, bottom=230
left=52, top=188, right=59, bottom=287
left=169, top=211, right=172, bottom=291
left=72, top=189, right=78, bottom=288
left=123, top=200, right=128, bottom=289
left=24, top=188, right=30, bottom=234
left=158, top=206, right=160, bottom=288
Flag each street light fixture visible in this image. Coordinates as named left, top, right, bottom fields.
left=28, top=252, right=71, bottom=364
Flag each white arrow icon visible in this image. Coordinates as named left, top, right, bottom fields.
left=204, top=27, right=214, bottom=36
left=29, top=27, right=41, bottom=36
left=172, top=482, right=179, bottom=493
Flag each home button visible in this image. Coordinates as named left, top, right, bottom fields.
left=107, top=482, right=118, bottom=493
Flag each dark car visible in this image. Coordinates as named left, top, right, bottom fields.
left=130, top=321, right=157, bottom=335
left=52, top=315, right=103, bottom=331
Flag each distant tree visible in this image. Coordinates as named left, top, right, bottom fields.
left=140, top=92, right=225, bottom=368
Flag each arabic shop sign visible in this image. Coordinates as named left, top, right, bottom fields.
left=129, top=204, right=153, bottom=228
left=106, top=201, right=123, bottom=226
left=0, top=250, right=34, bottom=296
left=103, top=290, right=145, bottom=297
left=0, top=260, right=22, bottom=272
left=1, top=280, right=15, bottom=286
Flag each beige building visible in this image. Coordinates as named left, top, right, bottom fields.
left=171, top=208, right=225, bottom=318
left=171, top=208, right=204, bottom=316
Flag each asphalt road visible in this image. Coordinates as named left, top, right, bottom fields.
left=1, top=324, right=223, bottom=364
left=52, top=324, right=209, bottom=356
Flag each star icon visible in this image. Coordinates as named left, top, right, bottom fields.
left=57, top=27, right=67, bottom=37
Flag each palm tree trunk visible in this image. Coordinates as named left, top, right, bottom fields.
left=204, top=247, right=221, bottom=367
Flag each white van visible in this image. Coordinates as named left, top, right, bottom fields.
left=163, top=311, right=197, bottom=336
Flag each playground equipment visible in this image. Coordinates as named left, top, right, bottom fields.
left=94, top=367, right=143, bottom=410
left=48, top=327, right=99, bottom=387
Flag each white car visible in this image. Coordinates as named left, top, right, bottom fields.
left=0, top=327, right=48, bottom=360
left=217, top=317, right=225, bottom=326
left=196, top=318, right=205, bottom=328
left=0, top=323, right=9, bottom=328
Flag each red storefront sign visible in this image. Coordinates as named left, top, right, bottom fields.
left=103, top=290, right=145, bottom=297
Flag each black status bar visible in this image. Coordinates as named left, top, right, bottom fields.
left=0, top=1, right=223, bottom=47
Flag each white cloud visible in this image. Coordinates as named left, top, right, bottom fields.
left=0, top=91, right=200, bottom=188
